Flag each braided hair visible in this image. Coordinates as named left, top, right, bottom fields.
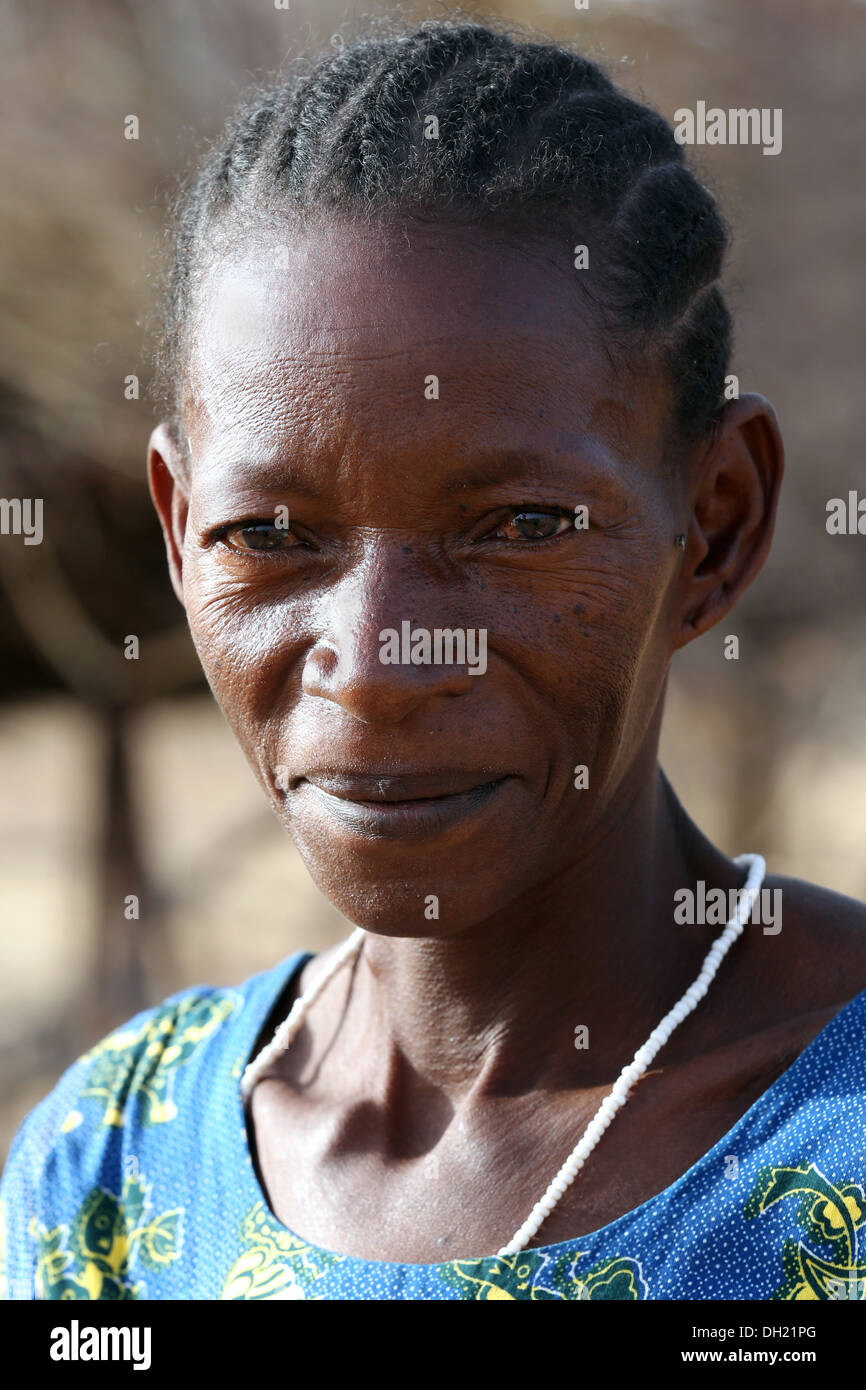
left=156, top=15, right=731, bottom=453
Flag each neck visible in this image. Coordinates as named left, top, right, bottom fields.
left=325, top=764, right=746, bottom=1104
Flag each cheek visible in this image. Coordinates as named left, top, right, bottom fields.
left=509, top=546, right=669, bottom=713
left=535, top=547, right=676, bottom=782
left=183, top=568, right=303, bottom=752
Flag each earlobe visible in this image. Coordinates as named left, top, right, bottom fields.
left=674, top=393, right=784, bottom=649
left=147, top=423, right=190, bottom=607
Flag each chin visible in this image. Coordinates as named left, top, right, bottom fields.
left=291, top=846, right=504, bottom=939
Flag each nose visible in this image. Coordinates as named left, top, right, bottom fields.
left=301, top=540, right=481, bottom=724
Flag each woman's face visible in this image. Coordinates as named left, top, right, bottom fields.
left=162, top=218, right=693, bottom=933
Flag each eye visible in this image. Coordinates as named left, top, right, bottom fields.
left=490, top=509, right=575, bottom=542
left=220, top=521, right=302, bottom=554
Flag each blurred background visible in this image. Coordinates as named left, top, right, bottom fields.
left=1, top=0, right=864, bottom=1158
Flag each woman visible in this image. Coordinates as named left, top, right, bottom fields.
left=2, top=17, right=865, bottom=1302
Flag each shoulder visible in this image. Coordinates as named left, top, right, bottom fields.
left=760, top=873, right=866, bottom=1003
left=0, top=954, right=303, bottom=1299
left=708, top=872, right=866, bottom=1062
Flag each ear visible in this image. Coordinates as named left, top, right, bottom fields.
left=673, top=393, right=784, bottom=650
left=147, top=423, right=190, bottom=607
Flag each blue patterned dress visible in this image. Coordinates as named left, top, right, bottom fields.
left=1, top=950, right=864, bottom=1300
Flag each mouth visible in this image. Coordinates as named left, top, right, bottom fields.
left=290, top=770, right=512, bottom=840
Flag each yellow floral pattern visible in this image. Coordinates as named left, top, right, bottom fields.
left=29, top=1167, right=182, bottom=1300
left=439, top=1250, right=648, bottom=1299
left=745, top=1163, right=866, bottom=1300
left=71, top=993, right=237, bottom=1129
left=221, top=1202, right=344, bottom=1299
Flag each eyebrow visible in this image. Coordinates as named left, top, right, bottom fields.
left=443, top=453, right=550, bottom=491
left=440, top=443, right=612, bottom=493
left=197, top=439, right=609, bottom=501
left=194, top=455, right=324, bottom=499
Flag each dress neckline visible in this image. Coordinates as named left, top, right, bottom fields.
left=227, top=947, right=865, bottom=1271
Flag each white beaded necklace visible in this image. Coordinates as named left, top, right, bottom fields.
left=241, top=851, right=766, bottom=1258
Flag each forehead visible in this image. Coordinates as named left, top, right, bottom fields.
left=182, top=217, right=668, bottom=469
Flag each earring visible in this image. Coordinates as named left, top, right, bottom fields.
left=674, top=534, right=686, bottom=548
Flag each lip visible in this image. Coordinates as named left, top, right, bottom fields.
left=294, top=771, right=511, bottom=840
left=302, top=770, right=504, bottom=802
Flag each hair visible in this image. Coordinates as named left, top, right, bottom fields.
left=154, top=13, right=732, bottom=455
